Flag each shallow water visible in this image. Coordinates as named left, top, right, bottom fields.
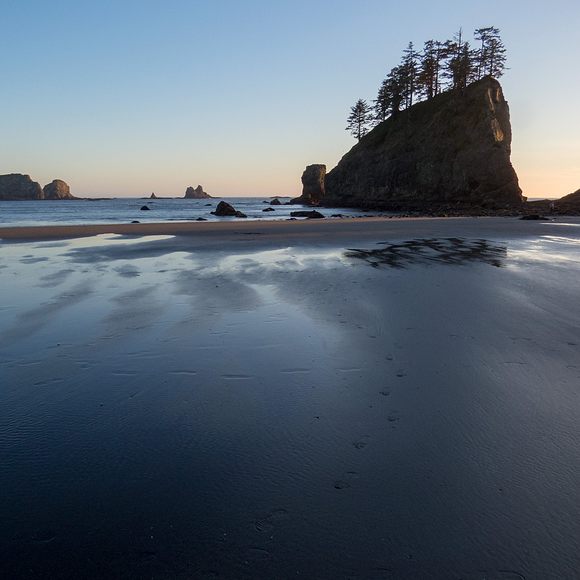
left=1, top=230, right=580, bottom=578
left=0, top=197, right=377, bottom=227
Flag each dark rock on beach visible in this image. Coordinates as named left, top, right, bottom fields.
left=43, top=179, right=75, bottom=200
left=290, top=210, right=325, bottom=219
left=0, top=173, right=44, bottom=200
left=184, top=185, right=212, bottom=199
left=520, top=214, right=549, bottom=220
left=211, top=200, right=247, bottom=218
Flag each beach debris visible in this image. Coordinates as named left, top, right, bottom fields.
left=290, top=210, right=325, bottom=219
left=211, top=200, right=247, bottom=218
left=140, top=205, right=151, bottom=211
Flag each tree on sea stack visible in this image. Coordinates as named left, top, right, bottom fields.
left=346, top=99, right=372, bottom=141
left=474, top=26, right=507, bottom=78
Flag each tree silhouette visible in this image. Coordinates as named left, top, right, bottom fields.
left=346, top=99, right=372, bottom=141
left=474, top=27, right=507, bottom=78
left=345, top=25, right=508, bottom=139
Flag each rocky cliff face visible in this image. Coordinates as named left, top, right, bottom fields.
left=291, top=164, right=326, bottom=204
left=559, top=189, right=580, bottom=204
left=43, top=179, right=74, bottom=200
left=0, top=174, right=44, bottom=200
left=323, top=77, right=522, bottom=209
left=184, top=185, right=211, bottom=199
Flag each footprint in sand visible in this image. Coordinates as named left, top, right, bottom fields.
left=254, top=508, right=288, bottom=533
left=387, top=411, right=401, bottom=423
left=334, top=471, right=359, bottom=490
left=353, top=435, right=370, bottom=449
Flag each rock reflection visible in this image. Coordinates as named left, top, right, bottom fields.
left=345, top=237, right=506, bottom=268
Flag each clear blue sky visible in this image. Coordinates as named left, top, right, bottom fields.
left=1, top=0, right=578, bottom=198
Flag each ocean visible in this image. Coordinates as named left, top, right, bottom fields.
left=0, top=197, right=376, bottom=227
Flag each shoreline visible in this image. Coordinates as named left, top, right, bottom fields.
left=1, top=214, right=576, bottom=243
left=0, top=216, right=452, bottom=241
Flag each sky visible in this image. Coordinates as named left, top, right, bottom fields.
left=1, top=0, right=578, bottom=198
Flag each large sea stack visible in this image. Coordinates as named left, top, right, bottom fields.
left=0, top=174, right=44, bottom=200
left=319, top=77, right=522, bottom=209
left=184, top=185, right=212, bottom=199
left=43, top=179, right=74, bottom=200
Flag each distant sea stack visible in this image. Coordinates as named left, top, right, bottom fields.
left=43, top=179, right=75, bottom=200
left=306, top=77, right=523, bottom=210
left=184, top=185, right=212, bottom=199
left=0, top=174, right=44, bottom=200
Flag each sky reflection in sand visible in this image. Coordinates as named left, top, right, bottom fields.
left=1, top=229, right=580, bottom=578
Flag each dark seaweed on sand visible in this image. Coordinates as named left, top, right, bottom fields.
left=345, top=237, right=506, bottom=268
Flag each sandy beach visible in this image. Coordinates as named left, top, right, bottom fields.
left=1, top=216, right=580, bottom=579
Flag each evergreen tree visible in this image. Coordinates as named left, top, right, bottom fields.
left=444, top=29, right=477, bottom=90
left=474, top=26, right=507, bottom=78
left=401, top=42, right=420, bottom=108
left=373, top=78, right=391, bottom=125
left=373, top=66, right=405, bottom=124
left=418, top=40, right=438, bottom=99
left=346, top=99, right=372, bottom=141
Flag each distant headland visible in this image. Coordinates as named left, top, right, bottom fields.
left=0, top=174, right=76, bottom=200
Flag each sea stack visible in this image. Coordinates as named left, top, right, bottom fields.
left=307, top=77, right=523, bottom=209
left=43, top=179, right=74, bottom=200
left=184, top=185, right=212, bottom=199
left=291, top=164, right=326, bottom=205
left=0, top=174, right=44, bottom=200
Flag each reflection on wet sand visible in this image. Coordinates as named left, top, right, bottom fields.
left=346, top=237, right=507, bottom=268
left=1, top=225, right=580, bottom=578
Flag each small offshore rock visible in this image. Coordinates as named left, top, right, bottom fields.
left=270, top=198, right=282, bottom=206
left=196, top=217, right=207, bottom=221
left=262, top=207, right=275, bottom=212
left=211, top=200, right=246, bottom=218
left=140, top=205, right=151, bottom=211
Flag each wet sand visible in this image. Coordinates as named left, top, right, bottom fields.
left=1, top=217, right=580, bottom=578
